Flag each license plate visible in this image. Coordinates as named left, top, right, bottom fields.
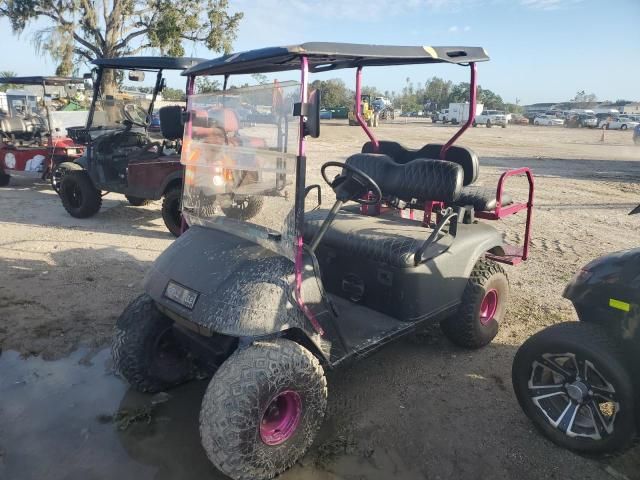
left=164, top=281, right=199, bottom=310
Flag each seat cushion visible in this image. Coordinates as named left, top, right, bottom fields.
left=453, top=185, right=513, bottom=212
left=345, top=153, right=463, bottom=203
left=362, top=140, right=479, bottom=186
left=304, top=209, right=446, bottom=268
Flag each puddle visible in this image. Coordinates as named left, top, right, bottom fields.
left=0, top=348, right=376, bottom=480
left=0, top=348, right=224, bottom=480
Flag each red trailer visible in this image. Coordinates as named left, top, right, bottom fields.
left=0, top=76, right=86, bottom=186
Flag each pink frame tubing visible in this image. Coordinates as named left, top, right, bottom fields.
left=179, top=75, right=196, bottom=235
left=295, top=56, right=325, bottom=335
left=355, top=66, right=379, bottom=151
left=440, top=62, right=477, bottom=160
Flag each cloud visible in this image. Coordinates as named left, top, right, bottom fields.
left=520, top=0, right=583, bottom=10
left=463, top=25, right=471, bottom=31
left=448, top=25, right=459, bottom=32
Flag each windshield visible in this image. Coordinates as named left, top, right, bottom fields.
left=91, top=68, right=153, bottom=129
left=181, top=81, right=301, bottom=260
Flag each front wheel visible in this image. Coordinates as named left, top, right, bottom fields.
left=441, top=259, right=508, bottom=348
left=162, top=186, right=182, bottom=237
left=200, top=339, right=327, bottom=480
left=512, top=322, right=636, bottom=454
left=59, top=171, right=102, bottom=218
left=112, top=294, right=193, bottom=393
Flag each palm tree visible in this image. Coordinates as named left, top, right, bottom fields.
left=0, top=71, right=17, bottom=92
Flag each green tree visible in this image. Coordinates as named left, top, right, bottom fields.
left=0, top=71, right=17, bottom=92
left=310, top=79, right=352, bottom=109
left=162, top=87, right=186, bottom=101
left=196, top=77, right=221, bottom=94
left=0, top=0, right=243, bottom=82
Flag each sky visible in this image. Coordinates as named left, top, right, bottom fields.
left=1, top=0, right=639, bottom=105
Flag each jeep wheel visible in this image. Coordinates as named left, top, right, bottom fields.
left=200, top=339, right=327, bottom=480
left=59, top=171, right=102, bottom=218
left=512, top=322, right=636, bottom=454
left=113, top=294, right=193, bottom=393
left=125, top=195, right=151, bottom=207
left=162, top=186, right=182, bottom=237
left=0, top=172, right=10, bottom=187
left=441, top=259, right=508, bottom=348
left=221, top=196, right=264, bottom=221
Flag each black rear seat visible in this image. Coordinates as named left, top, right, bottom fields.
left=304, top=154, right=463, bottom=267
left=362, top=141, right=512, bottom=211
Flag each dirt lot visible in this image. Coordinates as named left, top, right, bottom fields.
left=1, top=122, right=639, bottom=479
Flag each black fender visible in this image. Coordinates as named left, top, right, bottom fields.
left=159, top=170, right=183, bottom=197
left=564, top=248, right=640, bottom=344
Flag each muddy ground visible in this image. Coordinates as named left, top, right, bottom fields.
left=0, top=122, right=639, bottom=479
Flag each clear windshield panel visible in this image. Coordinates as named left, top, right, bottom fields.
left=181, top=81, right=301, bottom=260
left=92, top=69, right=152, bottom=129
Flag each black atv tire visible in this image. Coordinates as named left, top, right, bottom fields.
left=51, top=162, right=82, bottom=194
left=162, top=186, right=183, bottom=237
left=126, top=195, right=151, bottom=207
left=112, top=294, right=193, bottom=393
left=512, top=322, right=636, bottom=454
left=221, top=196, right=264, bottom=221
left=200, top=339, right=327, bottom=480
left=59, top=171, right=102, bottom=218
left=441, top=259, right=508, bottom=348
left=0, top=172, right=10, bottom=187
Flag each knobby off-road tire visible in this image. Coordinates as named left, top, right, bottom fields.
left=112, top=294, right=193, bottom=393
left=0, top=172, right=10, bottom=187
left=222, top=196, right=264, bottom=221
left=512, top=322, right=636, bottom=454
left=162, top=186, right=182, bottom=237
left=200, top=339, right=327, bottom=480
left=441, top=258, right=508, bottom=348
left=126, top=195, right=151, bottom=206
left=59, top=171, right=102, bottom=218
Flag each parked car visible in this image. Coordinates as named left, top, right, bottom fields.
left=565, top=114, right=598, bottom=128
left=599, top=116, right=640, bottom=130
left=474, top=109, right=507, bottom=128
left=319, top=109, right=332, bottom=120
left=634, top=124, right=640, bottom=145
left=509, top=114, right=529, bottom=125
left=534, top=115, right=564, bottom=126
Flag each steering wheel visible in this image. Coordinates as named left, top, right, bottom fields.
left=320, top=161, right=382, bottom=206
left=122, top=103, right=150, bottom=128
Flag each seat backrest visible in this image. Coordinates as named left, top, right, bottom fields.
left=362, top=141, right=479, bottom=186
left=345, top=153, right=463, bottom=203
left=159, top=105, right=184, bottom=140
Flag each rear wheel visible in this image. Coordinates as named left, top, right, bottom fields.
left=59, top=171, right=102, bottom=218
left=113, top=294, right=193, bottom=393
left=199, top=339, right=327, bottom=480
left=125, top=195, right=151, bottom=206
left=512, top=322, right=636, bottom=454
left=162, top=186, right=182, bottom=237
left=441, top=259, right=508, bottom=348
left=0, top=172, right=10, bottom=187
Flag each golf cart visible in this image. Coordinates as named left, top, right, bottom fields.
left=112, top=43, right=535, bottom=480
left=512, top=206, right=640, bottom=454
left=0, top=76, right=86, bottom=186
left=54, top=56, right=203, bottom=235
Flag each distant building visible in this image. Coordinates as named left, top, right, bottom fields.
left=621, top=102, right=640, bottom=115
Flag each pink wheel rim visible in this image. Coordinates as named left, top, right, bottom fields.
left=479, top=289, right=498, bottom=326
left=259, top=390, right=302, bottom=446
